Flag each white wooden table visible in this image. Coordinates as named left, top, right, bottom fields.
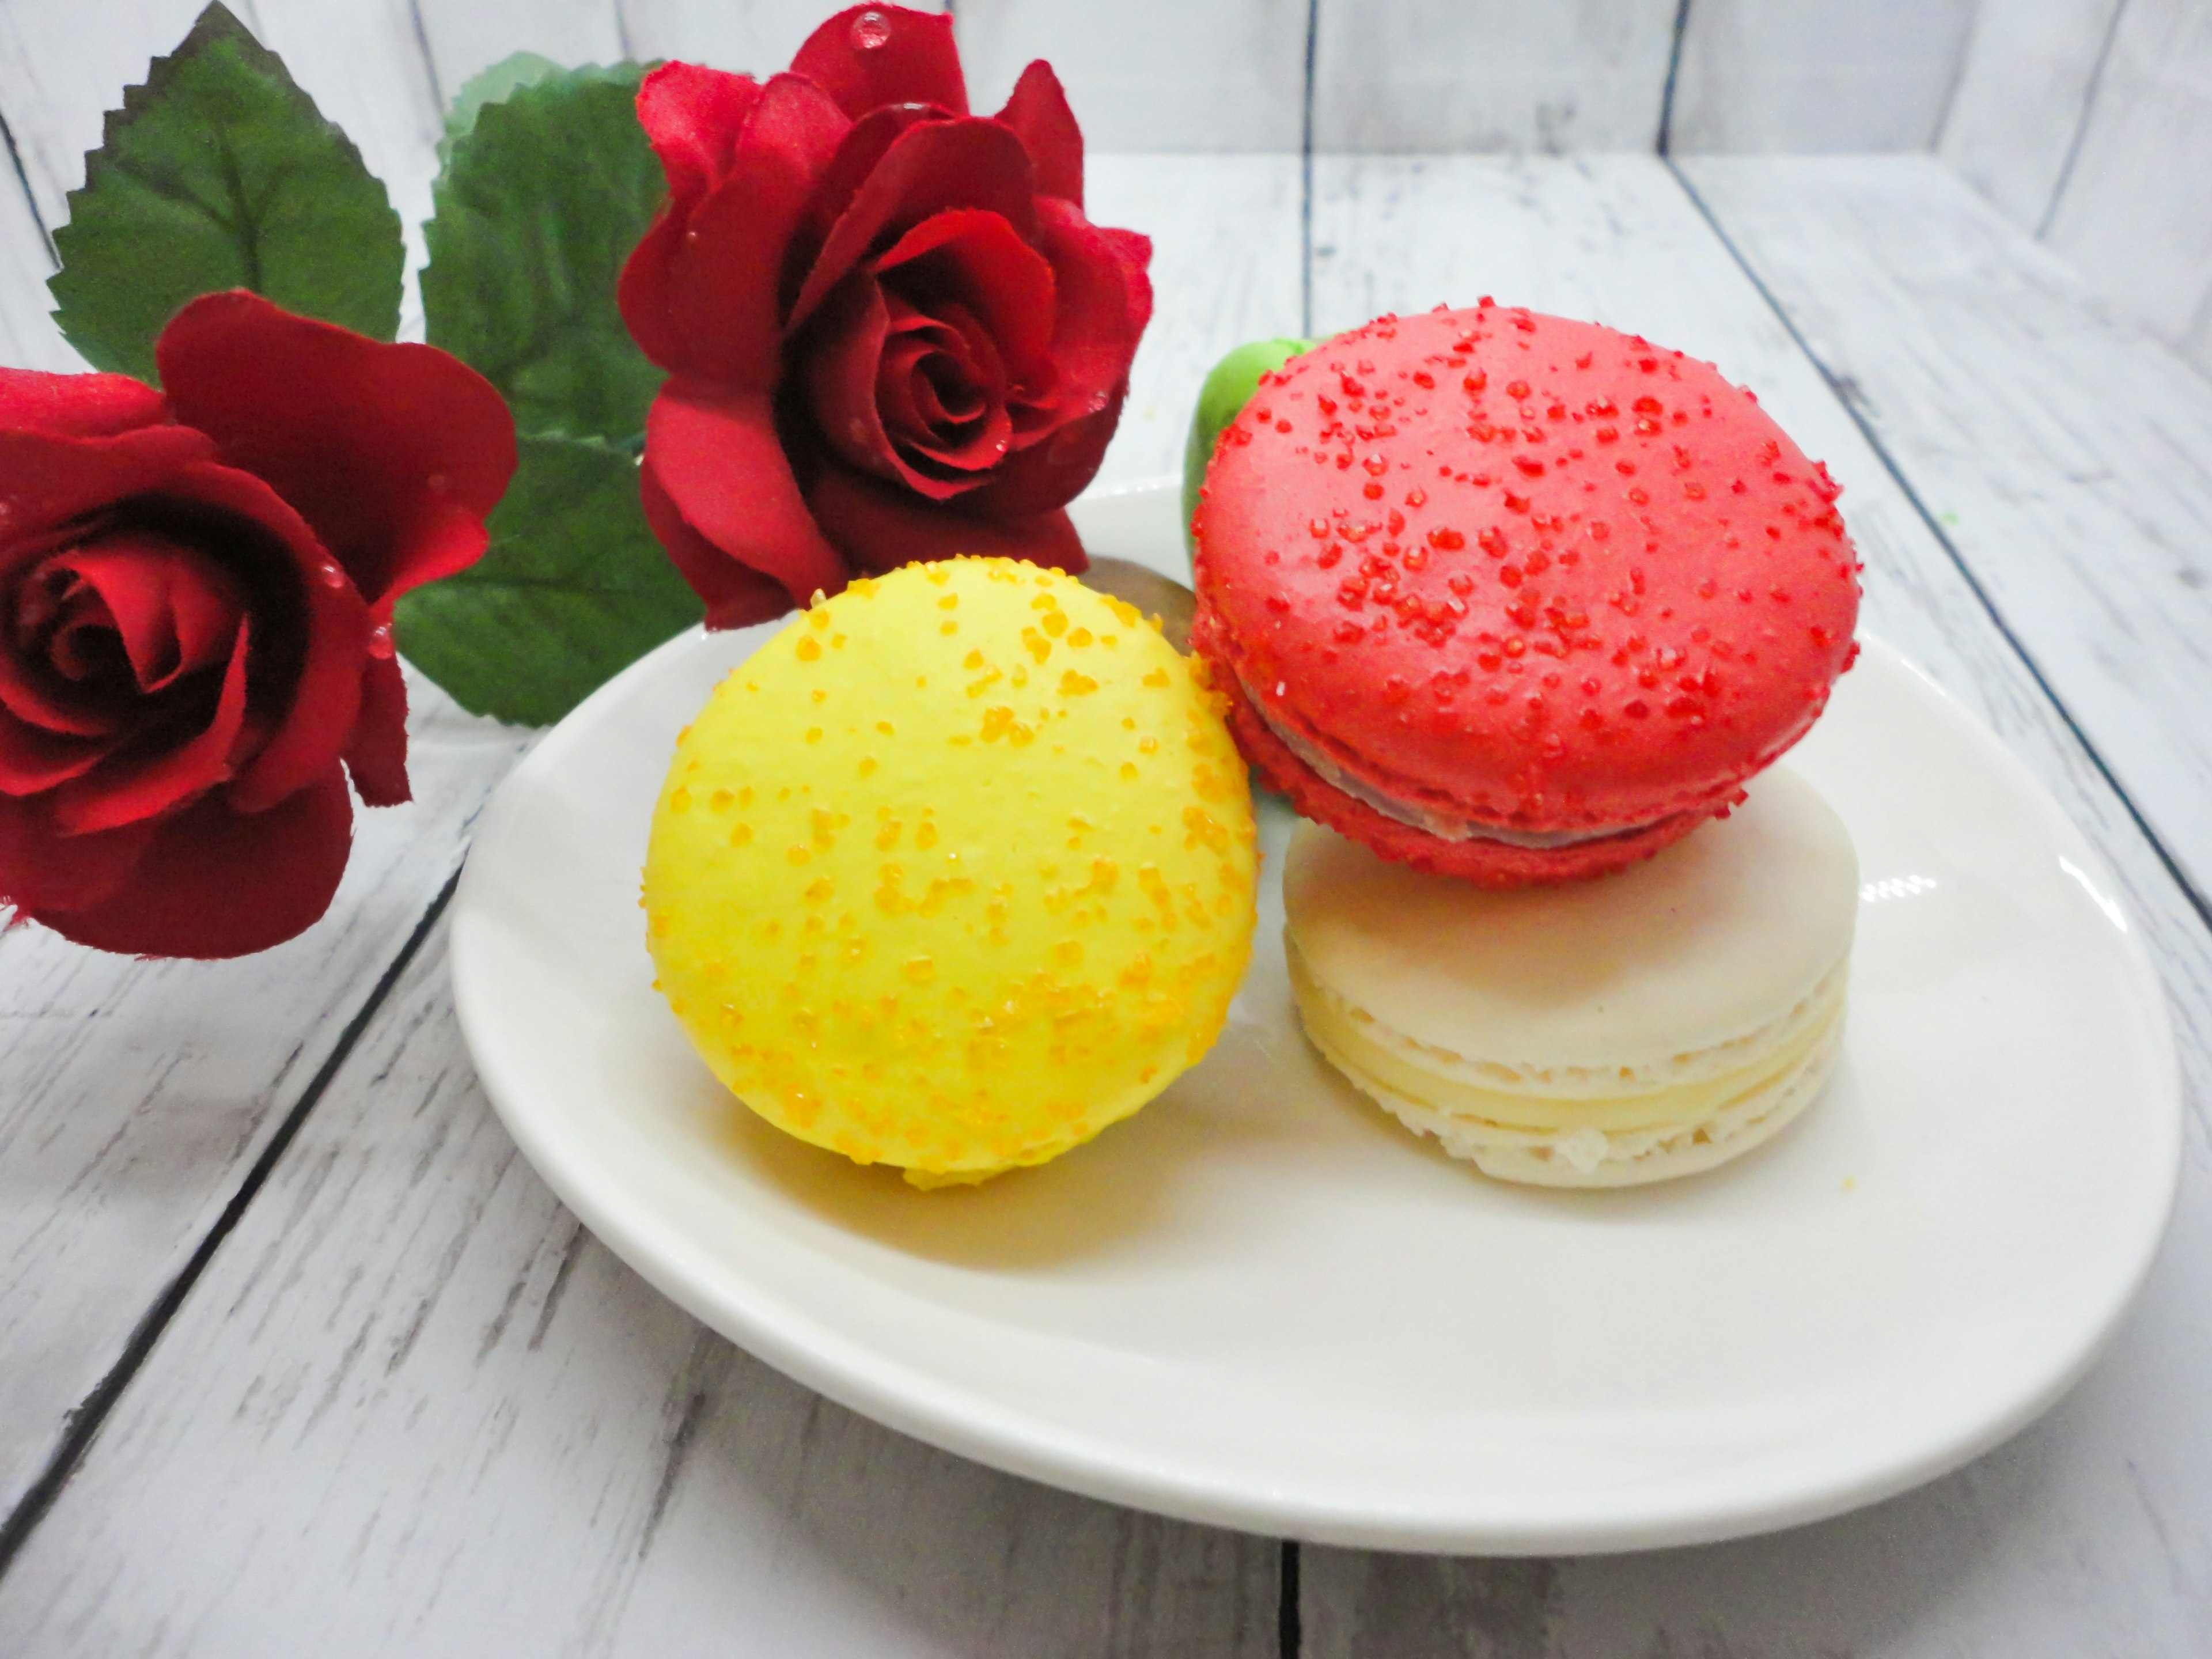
left=5, top=4, right=2211, bottom=1654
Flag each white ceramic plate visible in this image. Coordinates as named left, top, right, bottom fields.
left=451, top=480, right=2181, bottom=1554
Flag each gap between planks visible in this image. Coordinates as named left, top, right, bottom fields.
left=0, top=873, right=463, bottom=1581
left=1667, top=155, right=2212, bottom=938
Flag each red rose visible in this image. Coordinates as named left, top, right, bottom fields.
left=619, top=3, right=1153, bottom=626
left=0, top=291, right=516, bottom=959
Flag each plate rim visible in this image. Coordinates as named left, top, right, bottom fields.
left=449, top=484, right=2183, bottom=1554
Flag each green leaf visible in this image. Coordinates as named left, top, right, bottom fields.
left=440, top=52, right=567, bottom=161
left=48, top=2, right=403, bottom=382
left=1182, top=336, right=1318, bottom=555
left=393, top=433, right=703, bottom=726
left=422, top=62, right=666, bottom=446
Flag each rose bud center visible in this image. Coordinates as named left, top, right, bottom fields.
left=802, top=207, right=1064, bottom=503
left=1, top=501, right=302, bottom=797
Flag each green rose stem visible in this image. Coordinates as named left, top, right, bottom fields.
left=1180, top=336, right=1319, bottom=558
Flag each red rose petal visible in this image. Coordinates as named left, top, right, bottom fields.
left=0, top=368, right=168, bottom=439
left=790, top=5, right=968, bottom=120
left=805, top=278, right=1009, bottom=498
left=957, top=391, right=1126, bottom=520
left=40, top=532, right=248, bottom=694
left=27, top=767, right=354, bottom=959
left=346, top=653, right=410, bottom=807
left=994, top=61, right=1084, bottom=206
left=0, top=710, right=112, bottom=794
left=873, top=207, right=1058, bottom=380
left=622, top=72, right=850, bottom=385
left=643, top=382, right=849, bottom=622
left=50, top=614, right=250, bottom=835
left=0, top=589, right=126, bottom=740
left=0, top=424, right=216, bottom=542
left=1027, top=199, right=1153, bottom=412
left=156, top=291, right=516, bottom=617
left=805, top=463, right=1086, bottom=575
left=0, top=796, right=156, bottom=916
left=798, top=102, right=940, bottom=260
left=636, top=62, right=763, bottom=207
left=153, top=461, right=372, bottom=816
left=639, top=457, right=804, bottom=629
left=789, top=119, right=1039, bottom=334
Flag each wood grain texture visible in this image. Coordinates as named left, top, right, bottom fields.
left=0, top=916, right=1281, bottom=1658
left=0, top=674, right=528, bottom=1521
left=0, top=0, right=209, bottom=228
left=619, top=0, right=943, bottom=78
left=1669, top=0, right=1980, bottom=152
left=957, top=0, right=1305, bottom=151
left=1084, top=153, right=1305, bottom=490
left=1304, top=151, right=2212, bottom=1657
left=0, top=146, right=77, bottom=372
left=408, top=0, right=625, bottom=105
left=1937, top=0, right=2123, bottom=232
left=1683, top=154, right=2212, bottom=906
left=1311, top=0, right=1677, bottom=153
left=2039, top=0, right=2212, bottom=376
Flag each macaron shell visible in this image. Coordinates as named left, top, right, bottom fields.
left=643, top=558, right=1259, bottom=1180
left=1194, top=304, right=1860, bottom=833
left=1201, top=609, right=1706, bottom=885
left=1280, top=765, right=1859, bottom=1072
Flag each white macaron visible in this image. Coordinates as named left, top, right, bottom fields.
left=1283, top=767, right=1858, bottom=1187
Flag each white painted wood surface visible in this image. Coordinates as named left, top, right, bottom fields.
left=0, top=159, right=73, bottom=373
left=1310, top=0, right=1678, bottom=154
left=0, top=676, right=527, bottom=1521
left=1681, top=153, right=2212, bottom=907
left=1937, top=0, right=2122, bottom=233
left=1669, top=0, right=1981, bottom=153
left=1303, top=151, right=2212, bottom=1655
left=958, top=0, right=1304, bottom=151
left=1084, top=154, right=1305, bottom=488
left=0, top=915, right=1282, bottom=1658
left=2040, top=0, right=2212, bottom=377
left=619, top=0, right=944, bottom=79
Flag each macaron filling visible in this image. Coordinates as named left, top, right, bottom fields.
left=1237, top=668, right=1675, bottom=850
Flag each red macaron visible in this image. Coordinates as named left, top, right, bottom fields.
left=1190, top=301, right=1861, bottom=885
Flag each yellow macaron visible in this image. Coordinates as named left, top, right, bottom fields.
left=643, top=557, right=1259, bottom=1184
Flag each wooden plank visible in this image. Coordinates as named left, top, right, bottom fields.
left=0, top=0, right=208, bottom=230
left=0, top=673, right=529, bottom=1522
left=1301, top=151, right=2212, bottom=1656
left=956, top=0, right=1304, bottom=151
left=1311, top=0, right=1677, bottom=153
left=1936, top=0, right=2123, bottom=233
left=620, top=0, right=945, bottom=78
left=409, top=0, right=624, bottom=103
left=2039, top=0, right=2212, bottom=377
left=1682, top=154, right=2212, bottom=905
left=1670, top=0, right=1980, bottom=152
left=1085, top=153, right=1306, bottom=491
left=0, top=914, right=1281, bottom=1657
left=0, top=137, right=77, bottom=373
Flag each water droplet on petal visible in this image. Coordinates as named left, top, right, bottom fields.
left=369, top=623, right=395, bottom=659
left=853, top=9, right=892, bottom=49
left=320, top=563, right=349, bottom=589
